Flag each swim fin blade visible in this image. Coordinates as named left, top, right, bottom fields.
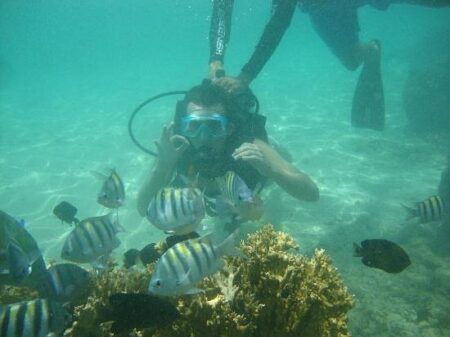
left=351, top=42, right=385, bottom=131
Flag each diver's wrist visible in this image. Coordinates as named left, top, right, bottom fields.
left=237, top=72, right=252, bottom=85
left=154, top=160, right=175, bottom=175
left=209, top=60, right=224, bottom=79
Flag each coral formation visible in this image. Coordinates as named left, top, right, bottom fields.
left=0, top=285, right=39, bottom=305
left=162, top=225, right=354, bottom=337
left=2, top=225, right=354, bottom=337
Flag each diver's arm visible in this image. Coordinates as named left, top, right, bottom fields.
left=238, top=0, right=297, bottom=84
left=209, top=0, right=234, bottom=78
left=137, top=161, right=174, bottom=217
left=137, top=124, right=190, bottom=217
left=233, top=139, right=319, bottom=202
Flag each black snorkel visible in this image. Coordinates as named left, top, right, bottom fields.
left=128, top=90, right=186, bottom=156
left=128, top=76, right=260, bottom=157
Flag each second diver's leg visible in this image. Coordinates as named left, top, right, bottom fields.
left=352, top=39, right=385, bottom=130
left=308, top=3, right=385, bottom=130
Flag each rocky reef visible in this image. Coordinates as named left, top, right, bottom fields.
left=402, top=28, right=450, bottom=135
left=1, top=225, right=354, bottom=337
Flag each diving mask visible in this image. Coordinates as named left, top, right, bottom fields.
left=180, top=113, right=228, bottom=139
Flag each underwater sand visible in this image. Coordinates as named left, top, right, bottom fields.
left=1, top=2, right=450, bottom=336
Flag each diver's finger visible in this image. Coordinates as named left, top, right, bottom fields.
left=234, top=152, right=263, bottom=162
left=161, top=125, right=170, bottom=141
left=154, top=140, right=163, bottom=154
left=171, top=135, right=190, bottom=152
left=232, top=142, right=253, bottom=154
left=177, top=141, right=190, bottom=154
left=167, top=122, right=175, bottom=136
left=233, top=145, right=261, bottom=158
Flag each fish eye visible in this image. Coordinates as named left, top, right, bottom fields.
left=155, top=279, right=161, bottom=287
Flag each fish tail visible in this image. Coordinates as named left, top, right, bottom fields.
left=401, top=203, right=418, bottom=221
left=217, top=229, right=242, bottom=257
left=353, top=242, right=363, bottom=257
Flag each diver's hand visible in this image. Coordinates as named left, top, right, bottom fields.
left=155, top=123, right=190, bottom=169
left=232, top=142, right=272, bottom=176
left=208, top=60, right=224, bottom=80
left=213, top=75, right=249, bottom=94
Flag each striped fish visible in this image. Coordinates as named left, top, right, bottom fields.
left=0, top=210, right=42, bottom=286
left=0, top=299, right=71, bottom=337
left=216, top=171, right=253, bottom=204
left=146, top=187, right=205, bottom=235
left=36, top=263, right=91, bottom=302
left=403, top=195, right=446, bottom=223
left=96, top=169, right=125, bottom=209
left=215, top=171, right=263, bottom=219
left=148, top=231, right=239, bottom=296
left=61, top=214, right=122, bottom=263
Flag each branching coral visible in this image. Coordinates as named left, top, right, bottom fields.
left=4, top=225, right=353, bottom=337
left=213, top=262, right=240, bottom=303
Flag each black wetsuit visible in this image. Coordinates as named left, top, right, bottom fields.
left=210, top=0, right=448, bottom=78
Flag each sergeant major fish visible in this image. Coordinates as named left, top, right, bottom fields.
left=0, top=210, right=42, bottom=285
left=147, top=187, right=205, bottom=235
left=215, top=171, right=263, bottom=220
left=95, top=169, right=125, bottom=209
left=0, top=299, right=71, bottom=337
left=61, top=214, right=123, bottom=264
left=402, top=195, right=446, bottom=223
left=148, top=230, right=239, bottom=296
left=123, top=232, right=201, bottom=269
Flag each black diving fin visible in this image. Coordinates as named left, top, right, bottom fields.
left=351, top=40, right=385, bottom=131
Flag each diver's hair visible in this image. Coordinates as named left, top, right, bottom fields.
left=184, top=80, right=229, bottom=111
left=174, top=80, right=231, bottom=134
left=173, top=79, right=257, bottom=135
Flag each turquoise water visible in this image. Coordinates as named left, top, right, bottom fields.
left=1, top=1, right=450, bottom=336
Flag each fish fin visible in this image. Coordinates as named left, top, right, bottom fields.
left=91, top=170, right=108, bottom=181
left=197, top=232, right=215, bottom=245
left=178, top=173, right=200, bottom=188
left=107, top=214, right=126, bottom=233
left=176, top=268, right=192, bottom=287
left=217, top=229, right=242, bottom=257
left=183, top=287, right=204, bottom=295
left=215, top=196, right=236, bottom=217
left=401, top=203, right=418, bottom=221
left=353, top=242, right=363, bottom=257
left=91, top=260, right=106, bottom=271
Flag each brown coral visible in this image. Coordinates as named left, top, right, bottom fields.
left=165, top=224, right=354, bottom=337
left=4, top=225, right=353, bottom=337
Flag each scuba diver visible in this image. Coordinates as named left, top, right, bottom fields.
left=208, top=0, right=450, bottom=131
left=136, top=80, right=319, bottom=221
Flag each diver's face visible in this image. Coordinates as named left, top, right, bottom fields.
left=182, top=102, right=229, bottom=151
